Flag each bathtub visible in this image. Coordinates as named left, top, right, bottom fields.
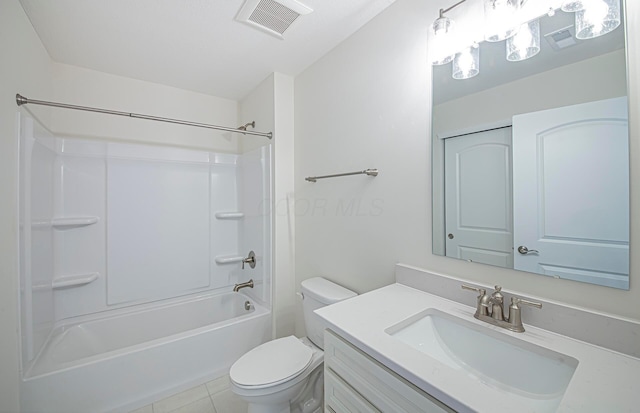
left=20, top=291, right=271, bottom=413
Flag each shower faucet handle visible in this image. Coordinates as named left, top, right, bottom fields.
left=242, top=251, right=256, bottom=269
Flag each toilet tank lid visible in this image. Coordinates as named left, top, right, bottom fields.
left=300, top=277, right=357, bottom=304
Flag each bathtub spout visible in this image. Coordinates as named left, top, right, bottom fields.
left=233, top=279, right=254, bottom=292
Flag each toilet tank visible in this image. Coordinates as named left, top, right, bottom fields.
left=301, top=277, right=357, bottom=349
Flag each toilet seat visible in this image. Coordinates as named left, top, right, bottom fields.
left=230, top=336, right=313, bottom=389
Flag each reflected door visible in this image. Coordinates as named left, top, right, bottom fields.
left=444, top=128, right=513, bottom=267
left=512, top=97, right=629, bottom=288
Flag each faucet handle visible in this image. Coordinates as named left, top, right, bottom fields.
left=508, top=296, right=542, bottom=332
left=462, top=284, right=489, bottom=317
left=461, top=284, right=485, bottom=296
left=512, top=297, right=542, bottom=309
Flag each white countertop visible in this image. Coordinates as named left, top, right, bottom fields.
left=315, top=283, right=640, bottom=413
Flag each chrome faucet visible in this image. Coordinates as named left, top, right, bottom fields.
left=233, top=279, right=254, bottom=292
left=462, top=284, right=541, bottom=333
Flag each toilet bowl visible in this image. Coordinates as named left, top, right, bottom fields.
left=229, top=277, right=357, bottom=413
left=230, top=336, right=323, bottom=413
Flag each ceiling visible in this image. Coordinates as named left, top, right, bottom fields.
left=19, top=0, right=396, bottom=101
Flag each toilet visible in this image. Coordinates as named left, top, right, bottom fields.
left=229, top=277, right=357, bottom=413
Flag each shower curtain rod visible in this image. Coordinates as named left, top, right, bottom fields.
left=15, top=94, right=273, bottom=139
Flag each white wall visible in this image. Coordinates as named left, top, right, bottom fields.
left=272, top=73, right=296, bottom=338
left=239, top=73, right=296, bottom=339
left=51, top=63, right=239, bottom=153
left=0, top=1, right=53, bottom=410
left=294, top=0, right=431, bottom=336
left=239, top=75, right=275, bottom=155
left=294, top=0, right=640, bottom=342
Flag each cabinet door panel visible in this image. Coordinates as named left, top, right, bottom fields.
left=324, top=330, right=454, bottom=413
left=325, top=369, right=380, bottom=413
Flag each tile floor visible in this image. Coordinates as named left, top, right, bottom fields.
left=129, top=375, right=248, bottom=413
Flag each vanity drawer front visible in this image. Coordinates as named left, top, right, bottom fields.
left=325, top=330, right=454, bottom=413
left=326, top=368, right=381, bottom=413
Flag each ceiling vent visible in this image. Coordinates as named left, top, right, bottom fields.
left=544, top=25, right=578, bottom=51
left=236, top=0, right=313, bottom=39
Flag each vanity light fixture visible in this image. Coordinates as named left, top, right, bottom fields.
left=431, top=13, right=455, bottom=65
left=431, top=0, right=467, bottom=66
left=432, top=0, right=621, bottom=79
left=575, top=0, right=621, bottom=39
left=453, top=45, right=480, bottom=79
left=561, top=0, right=587, bottom=12
left=484, top=0, right=520, bottom=42
left=506, top=18, right=541, bottom=61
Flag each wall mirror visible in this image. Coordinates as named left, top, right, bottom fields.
left=431, top=1, right=630, bottom=289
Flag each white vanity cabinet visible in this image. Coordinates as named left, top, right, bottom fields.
left=324, top=330, right=454, bottom=413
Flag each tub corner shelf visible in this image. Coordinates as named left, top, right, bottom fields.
left=215, top=255, right=245, bottom=265
left=215, top=212, right=245, bottom=220
left=52, top=216, right=99, bottom=229
left=52, top=272, right=99, bottom=289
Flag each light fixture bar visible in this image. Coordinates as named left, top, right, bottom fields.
left=439, top=0, right=467, bottom=18
left=484, top=0, right=520, bottom=42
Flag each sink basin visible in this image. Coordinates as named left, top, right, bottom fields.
left=385, top=309, right=578, bottom=399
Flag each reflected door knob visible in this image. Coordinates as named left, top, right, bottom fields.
left=517, top=246, right=539, bottom=255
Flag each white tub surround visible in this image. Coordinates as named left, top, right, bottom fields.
left=18, top=112, right=274, bottom=412
left=315, top=268, right=640, bottom=412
